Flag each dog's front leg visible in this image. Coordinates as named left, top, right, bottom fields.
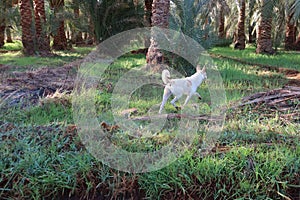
left=182, top=95, right=192, bottom=108
left=194, top=92, right=202, bottom=100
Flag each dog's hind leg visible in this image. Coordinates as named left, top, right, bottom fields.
left=159, top=88, right=172, bottom=114
left=170, top=96, right=181, bottom=110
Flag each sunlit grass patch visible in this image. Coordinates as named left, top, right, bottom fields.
left=0, top=40, right=23, bottom=51
left=210, top=46, right=300, bottom=71
left=0, top=46, right=94, bottom=69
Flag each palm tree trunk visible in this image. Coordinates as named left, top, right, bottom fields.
left=20, top=0, right=36, bottom=55
left=256, top=0, right=274, bottom=54
left=51, top=0, right=68, bottom=50
left=295, top=32, right=300, bottom=50
left=34, top=0, right=51, bottom=56
left=73, top=2, right=83, bottom=46
left=247, top=0, right=255, bottom=43
left=87, top=17, right=94, bottom=45
left=218, top=7, right=225, bottom=39
left=0, top=18, right=5, bottom=48
left=146, top=0, right=170, bottom=71
left=0, top=0, right=6, bottom=48
left=144, top=0, right=152, bottom=27
left=6, top=27, right=13, bottom=43
left=53, top=20, right=68, bottom=50
left=285, top=14, right=296, bottom=50
left=234, top=0, right=246, bottom=50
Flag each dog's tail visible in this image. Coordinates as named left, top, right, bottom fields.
left=162, top=70, right=171, bottom=85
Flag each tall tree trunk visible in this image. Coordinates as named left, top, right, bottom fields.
left=285, top=14, right=296, bottom=50
left=256, top=0, right=274, bottom=54
left=0, top=18, right=5, bottom=48
left=34, top=0, right=51, bottom=56
left=218, top=6, right=225, bottom=39
left=144, top=0, right=152, bottom=27
left=247, top=0, right=255, bottom=43
left=143, top=0, right=152, bottom=52
left=51, top=0, right=68, bottom=50
left=86, top=17, right=94, bottom=45
left=53, top=20, right=68, bottom=50
left=248, top=24, right=255, bottom=43
left=73, top=1, right=83, bottom=46
left=20, top=0, right=36, bottom=55
left=0, top=1, right=6, bottom=48
left=295, top=32, right=300, bottom=50
left=6, top=27, right=13, bottom=43
left=146, top=0, right=170, bottom=71
left=234, top=0, right=246, bottom=50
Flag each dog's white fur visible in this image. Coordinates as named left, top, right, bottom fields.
left=159, top=65, right=207, bottom=114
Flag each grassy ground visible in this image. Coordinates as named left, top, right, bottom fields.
left=0, top=45, right=299, bottom=199
left=0, top=41, right=93, bottom=71
left=210, top=46, right=300, bottom=71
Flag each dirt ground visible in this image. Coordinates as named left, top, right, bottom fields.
left=0, top=60, right=82, bottom=108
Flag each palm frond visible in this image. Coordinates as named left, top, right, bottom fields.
left=290, top=0, right=300, bottom=19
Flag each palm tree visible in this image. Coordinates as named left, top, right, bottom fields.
left=256, top=0, right=275, bottom=54
left=0, top=0, right=7, bottom=48
left=217, top=0, right=229, bottom=39
left=34, top=0, right=51, bottom=55
left=6, top=27, right=13, bottom=43
left=72, top=0, right=83, bottom=45
left=20, top=0, right=35, bottom=55
left=234, top=0, right=246, bottom=50
left=285, top=0, right=300, bottom=50
left=5, top=0, right=20, bottom=43
left=146, top=0, right=170, bottom=70
left=144, top=0, right=152, bottom=27
left=50, top=0, right=68, bottom=50
left=218, top=4, right=225, bottom=38
left=285, top=13, right=296, bottom=50
left=0, top=18, right=5, bottom=48
left=247, top=0, right=256, bottom=43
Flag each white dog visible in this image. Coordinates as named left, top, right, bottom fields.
left=159, top=65, right=207, bottom=114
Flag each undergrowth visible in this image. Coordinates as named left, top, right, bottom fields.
left=0, top=47, right=299, bottom=199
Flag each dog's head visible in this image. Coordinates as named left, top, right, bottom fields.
left=196, top=65, right=207, bottom=80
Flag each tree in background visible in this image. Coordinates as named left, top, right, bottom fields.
left=85, top=0, right=143, bottom=43
left=20, top=0, right=51, bottom=56
left=217, top=0, right=230, bottom=39
left=0, top=0, right=8, bottom=48
left=256, top=0, right=275, bottom=54
left=3, top=0, right=20, bottom=44
left=247, top=0, right=256, bottom=43
left=20, top=0, right=35, bottom=55
left=72, top=0, right=83, bottom=45
left=285, top=0, right=300, bottom=50
left=146, top=0, right=170, bottom=70
left=34, top=0, right=51, bottom=55
left=50, top=0, right=68, bottom=50
left=234, top=0, right=246, bottom=50
left=293, top=0, right=300, bottom=49
left=144, top=0, right=152, bottom=27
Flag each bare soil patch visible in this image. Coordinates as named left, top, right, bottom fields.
left=0, top=60, right=82, bottom=107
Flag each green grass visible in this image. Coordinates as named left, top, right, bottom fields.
left=0, top=48, right=299, bottom=199
left=0, top=40, right=23, bottom=51
left=210, top=46, right=300, bottom=71
left=0, top=45, right=95, bottom=69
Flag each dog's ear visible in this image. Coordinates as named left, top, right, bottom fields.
left=202, top=66, right=206, bottom=72
left=196, top=65, right=201, bottom=72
